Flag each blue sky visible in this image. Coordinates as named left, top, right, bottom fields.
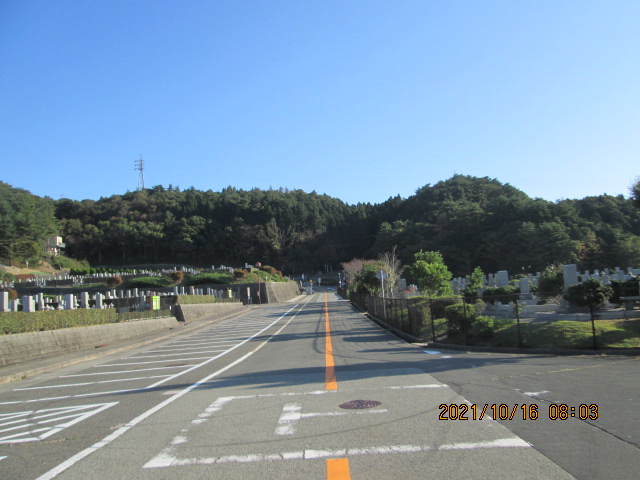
left=1, top=1, right=639, bottom=205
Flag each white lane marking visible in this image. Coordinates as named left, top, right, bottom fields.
left=523, top=391, right=550, bottom=398
left=274, top=403, right=388, bottom=436
left=34, top=302, right=308, bottom=480
left=389, top=384, right=448, bottom=390
left=13, top=375, right=172, bottom=391
left=126, top=350, right=227, bottom=359
left=274, top=403, right=302, bottom=435
left=94, top=357, right=212, bottom=367
left=0, top=403, right=118, bottom=444
left=0, top=455, right=6, bottom=461
left=140, top=345, right=236, bottom=354
left=59, top=365, right=197, bottom=377
left=5, top=304, right=302, bottom=406
left=442, top=356, right=453, bottom=359
left=159, top=340, right=241, bottom=347
left=145, top=438, right=531, bottom=468
left=424, top=350, right=442, bottom=354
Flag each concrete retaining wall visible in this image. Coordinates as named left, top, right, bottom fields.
left=264, top=282, right=302, bottom=303
left=173, top=302, right=247, bottom=323
left=0, top=290, right=296, bottom=369
left=0, top=316, right=180, bottom=367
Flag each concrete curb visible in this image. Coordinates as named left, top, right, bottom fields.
left=418, top=341, right=640, bottom=357
left=0, top=306, right=257, bottom=384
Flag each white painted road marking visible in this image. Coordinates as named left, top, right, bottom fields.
left=523, top=391, right=550, bottom=398
left=145, top=383, right=498, bottom=470
left=274, top=403, right=388, bottom=435
left=13, top=375, right=172, bottom=391
left=144, top=438, right=531, bottom=468
left=0, top=403, right=118, bottom=444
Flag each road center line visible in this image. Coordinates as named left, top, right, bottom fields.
left=324, top=292, right=337, bottom=391
left=327, top=458, right=351, bottom=480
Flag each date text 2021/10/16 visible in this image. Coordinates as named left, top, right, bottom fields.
left=438, top=403, right=599, bottom=421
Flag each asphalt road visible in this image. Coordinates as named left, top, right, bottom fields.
left=0, top=291, right=638, bottom=479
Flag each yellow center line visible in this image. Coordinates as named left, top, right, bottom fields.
left=324, top=292, right=337, bottom=391
left=323, top=293, right=350, bottom=480
left=326, top=458, right=351, bottom=480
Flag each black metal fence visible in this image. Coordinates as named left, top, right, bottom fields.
left=343, top=290, right=640, bottom=351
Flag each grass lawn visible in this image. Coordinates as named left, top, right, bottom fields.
left=429, top=317, right=640, bottom=349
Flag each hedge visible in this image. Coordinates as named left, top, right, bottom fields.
left=176, top=295, right=239, bottom=305
left=0, top=309, right=174, bottom=334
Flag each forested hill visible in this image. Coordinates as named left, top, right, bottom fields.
left=2, top=176, right=640, bottom=277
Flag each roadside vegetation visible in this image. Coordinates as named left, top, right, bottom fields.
left=0, top=309, right=172, bottom=335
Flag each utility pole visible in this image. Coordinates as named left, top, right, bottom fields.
left=135, top=155, right=145, bottom=191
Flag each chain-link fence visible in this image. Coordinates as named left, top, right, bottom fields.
left=343, top=290, right=640, bottom=350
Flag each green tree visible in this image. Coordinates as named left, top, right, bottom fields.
left=564, top=278, right=613, bottom=348
left=565, top=278, right=612, bottom=313
left=537, top=265, right=564, bottom=300
left=407, top=250, right=453, bottom=297
left=464, top=266, right=485, bottom=298
left=353, top=261, right=388, bottom=295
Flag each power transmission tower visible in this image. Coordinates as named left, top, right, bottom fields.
left=135, top=155, right=145, bottom=191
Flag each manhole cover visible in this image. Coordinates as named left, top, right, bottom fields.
left=339, top=400, right=382, bottom=410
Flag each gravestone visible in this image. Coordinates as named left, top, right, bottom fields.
left=37, top=293, right=46, bottom=311
left=0, top=291, right=8, bottom=312
left=94, top=293, right=104, bottom=309
left=80, top=292, right=90, bottom=309
left=23, top=296, right=35, bottom=312
left=496, top=271, right=509, bottom=287
left=64, top=294, right=76, bottom=310
left=519, top=278, right=530, bottom=294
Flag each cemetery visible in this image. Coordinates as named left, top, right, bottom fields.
left=345, top=263, right=640, bottom=351
left=0, top=264, right=302, bottom=333
left=449, top=264, right=640, bottom=322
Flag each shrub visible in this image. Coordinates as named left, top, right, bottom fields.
left=0, top=309, right=118, bottom=334
left=233, top=269, right=248, bottom=281
left=537, top=265, right=564, bottom=299
left=187, top=272, right=234, bottom=285
left=444, top=303, right=475, bottom=334
left=482, top=286, right=518, bottom=304
left=429, top=297, right=461, bottom=319
left=125, top=276, right=171, bottom=288
left=6, top=288, right=18, bottom=301
left=609, top=279, right=639, bottom=305
left=107, top=275, right=123, bottom=287
left=564, top=278, right=613, bottom=313
left=260, top=265, right=278, bottom=275
left=2, top=272, right=15, bottom=283
left=471, top=315, right=498, bottom=338
left=15, top=274, right=36, bottom=282
left=170, top=271, right=185, bottom=283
